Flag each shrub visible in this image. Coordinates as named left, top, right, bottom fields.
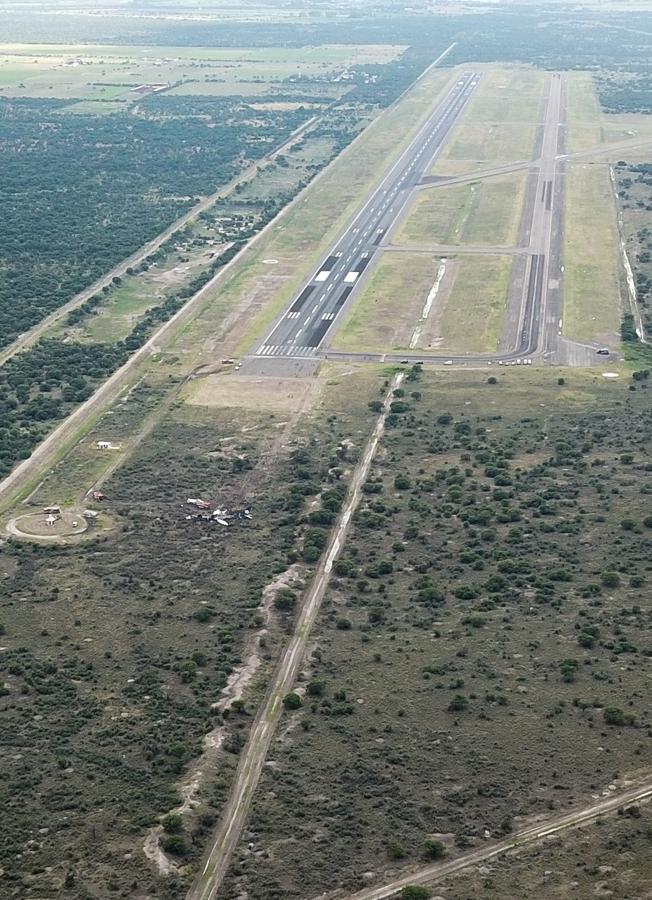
left=283, top=692, right=302, bottom=710
left=387, top=841, right=407, bottom=860
left=601, top=571, right=620, bottom=588
left=424, top=839, right=446, bottom=859
left=274, top=589, right=297, bottom=611
left=162, top=813, right=182, bottom=834
left=161, top=834, right=187, bottom=856
left=401, top=887, right=430, bottom=900
left=604, top=706, right=636, bottom=726
left=306, top=680, right=325, bottom=697
left=448, top=694, right=469, bottom=712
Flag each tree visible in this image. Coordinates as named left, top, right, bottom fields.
left=161, top=834, right=187, bottom=856
left=560, top=658, right=579, bottom=682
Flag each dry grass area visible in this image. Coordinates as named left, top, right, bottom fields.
left=184, top=372, right=322, bottom=412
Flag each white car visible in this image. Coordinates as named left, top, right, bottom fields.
left=444, top=359, right=453, bottom=365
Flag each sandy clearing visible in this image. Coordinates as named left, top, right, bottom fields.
left=184, top=373, right=322, bottom=411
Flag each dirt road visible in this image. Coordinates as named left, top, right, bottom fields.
left=314, top=779, right=652, bottom=900
left=185, top=372, right=405, bottom=900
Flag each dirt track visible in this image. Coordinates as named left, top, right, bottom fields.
left=314, top=779, right=652, bottom=900
left=185, top=372, right=405, bottom=900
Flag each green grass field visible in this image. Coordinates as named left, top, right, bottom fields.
left=563, top=162, right=622, bottom=344
left=565, top=72, right=604, bottom=153
left=431, top=67, right=545, bottom=176
left=332, top=252, right=441, bottom=352
left=396, top=172, right=526, bottom=247
left=437, top=253, right=511, bottom=352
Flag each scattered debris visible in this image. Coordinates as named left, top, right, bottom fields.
left=187, top=498, right=211, bottom=509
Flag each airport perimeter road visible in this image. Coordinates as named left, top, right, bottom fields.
left=186, top=374, right=405, bottom=900
left=249, top=72, right=479, bottom=361
left=315, top=780, right=652, bottom=900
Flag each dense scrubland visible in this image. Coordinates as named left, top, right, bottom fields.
left=222, top=368, right=652, bottom=900
left=0, top=373, right=377, bottom=898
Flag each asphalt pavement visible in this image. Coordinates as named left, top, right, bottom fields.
left=248, top=72, right=479, bottom=362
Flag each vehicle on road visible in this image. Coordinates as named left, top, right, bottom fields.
left=596, top=348, right=610, bottom=355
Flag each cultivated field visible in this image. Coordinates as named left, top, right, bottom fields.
left=0, top=43, right=403, bottom=108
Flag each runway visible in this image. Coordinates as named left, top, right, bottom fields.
left=249, top=72, right=479, bottom=361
